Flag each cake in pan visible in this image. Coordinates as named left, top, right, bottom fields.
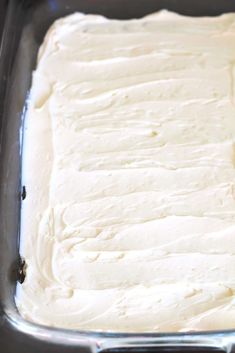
left=16, top=10, right=235, bottom=331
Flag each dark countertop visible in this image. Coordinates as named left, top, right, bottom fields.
left=0, top=1, right=7, bottom=39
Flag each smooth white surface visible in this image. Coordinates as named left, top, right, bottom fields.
left=16, top=10, right=235, bottom=332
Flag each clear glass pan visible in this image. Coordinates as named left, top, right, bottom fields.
left=1, top=0, right=235, bottom=352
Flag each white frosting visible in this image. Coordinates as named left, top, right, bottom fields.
left=16, top=10, right=235, bottom=332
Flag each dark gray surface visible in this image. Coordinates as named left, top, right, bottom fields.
left=0, top=1, right=6, bottom=35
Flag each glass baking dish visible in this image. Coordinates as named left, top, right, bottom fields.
left=1, top=0, right=235, bottom=352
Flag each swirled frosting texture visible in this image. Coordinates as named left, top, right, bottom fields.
left=16, top=10, right=235, bottom=331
